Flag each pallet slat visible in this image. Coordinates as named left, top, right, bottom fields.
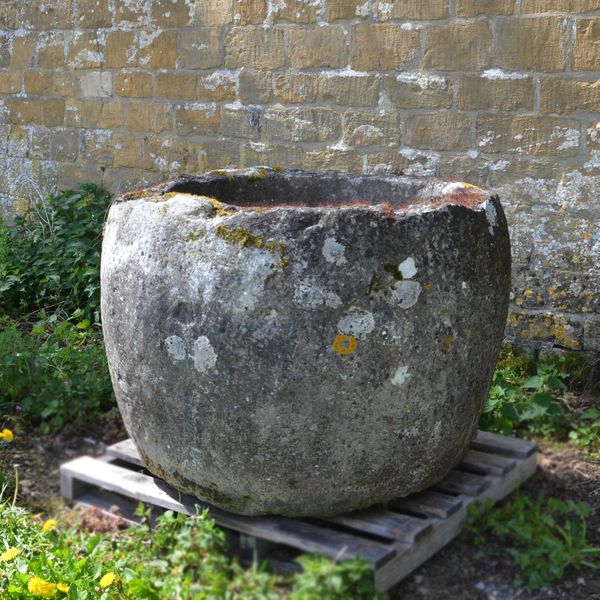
left=435, top=469, right=490, bottom=497
left=374, top=451, right=537, bottom=591
left=325, top=509, right=432, bottom=543
left=106, top=439, right=143, bottom=465
left=390, top=490, right=463, bottom=519
left=60, top=431, right=537, bottom=592
left=471, top=430, right=537, bottom=459
left=459, top=449, right=516, bottom=476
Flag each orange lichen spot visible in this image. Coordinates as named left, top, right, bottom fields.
left=332, top=334, right=357, bottom=355
left=583, top=230, right=593, bottom=240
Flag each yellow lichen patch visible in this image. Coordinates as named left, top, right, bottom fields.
left=214, top=224, right=288, bottom=268
left=423, top=283, right=433, bottom=291
left=442, top=336, right=455, bottom=352
left=460, top=182, right=482, bottom=190
left=523, top=289, right=535, bottom=298
left=206, top=197, right=237, bottom=217
left=582, top=230, right=593, bottom=240
left=185, top=230, right=204, bottom=241
left=514, top=313, right=581, bottom=350
left=332, top=334, right=357, bottom=355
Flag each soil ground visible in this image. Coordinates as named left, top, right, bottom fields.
left=1, top=413, right=598, bottom=600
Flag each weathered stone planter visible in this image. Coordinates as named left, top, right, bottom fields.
left=101, top=168, right=511, bottom=517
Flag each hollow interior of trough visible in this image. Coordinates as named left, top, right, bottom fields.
left=165, top=171, right=430, bottom=209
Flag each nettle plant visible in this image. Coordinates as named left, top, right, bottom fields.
left=467, top=493, right=600, bottom=591
left=0, top=184, right=110, bottom=323
left=0, top=184, right=115, bottom=431
left=480, top=360, right=566, bottom=436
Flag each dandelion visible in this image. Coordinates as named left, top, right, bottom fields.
left=0, top=547, right=21, bottom=562
left=0, top=428, right=14, bottom=442
left=99, top=572, right=117, bottom=588
left=42, top=519, right=57, bottom=533
left=56, top=582, right=69, bottom=593
left=27, top=576, right=56, bottom=597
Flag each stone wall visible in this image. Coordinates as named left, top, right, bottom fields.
left=1, top=0, right=600, bottom=352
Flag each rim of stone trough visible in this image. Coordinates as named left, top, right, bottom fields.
left=117, top=166, right=499, bottom=216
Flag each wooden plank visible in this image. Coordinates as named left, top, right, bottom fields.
left=374, top=451, right=537, bottom=591
left=106, top=439, right=143, bottom=466
left=390, top=490, right=463, bottom=519
left=325, top=510, right=432, bottom=543
left=435, top=469, right=491, bottom=497
left=460, top=449, right=516, bottom=476
left=60, top=453, right=115, bottom=500
left=60, top=456, right=395, bottom=568
left=471, top=430, right=537, bottom=459
left=235, top=518, right=396, bottom=568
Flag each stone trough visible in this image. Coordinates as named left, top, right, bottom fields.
left=101, top=168, right=511, bottom=517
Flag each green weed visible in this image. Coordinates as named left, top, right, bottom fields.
left=480, top=355, right=566, bottom=436
left=466, top=493, right=600, bottom=591
left=568, top=407, right=600, bottom=461
left=0, top=313, right=114, bottom=432
left=0, top=495, right=384, bottom=599
left=0, top=184, right=111, bottom=323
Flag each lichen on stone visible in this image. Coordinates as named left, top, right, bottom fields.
left=205, top=197, right=237, bottom=217
left=214, top=223, right=288, bottom=269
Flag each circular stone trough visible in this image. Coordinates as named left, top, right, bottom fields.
left=101, top=168, right=511, bottom=517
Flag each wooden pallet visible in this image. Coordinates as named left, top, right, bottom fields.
left=60, top=431, right=537, bottom=591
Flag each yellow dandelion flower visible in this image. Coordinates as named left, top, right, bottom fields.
left=99, top=572, right=117, bottom=588
left=0, top=428, right=14, bottom=442
left=56, top=583, right=69, bottom=593
left=27, top=576, right=56, bottom=597
left=42, top=519, right=57, bottom=533
left=0, top=547, right=21, bottom=562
